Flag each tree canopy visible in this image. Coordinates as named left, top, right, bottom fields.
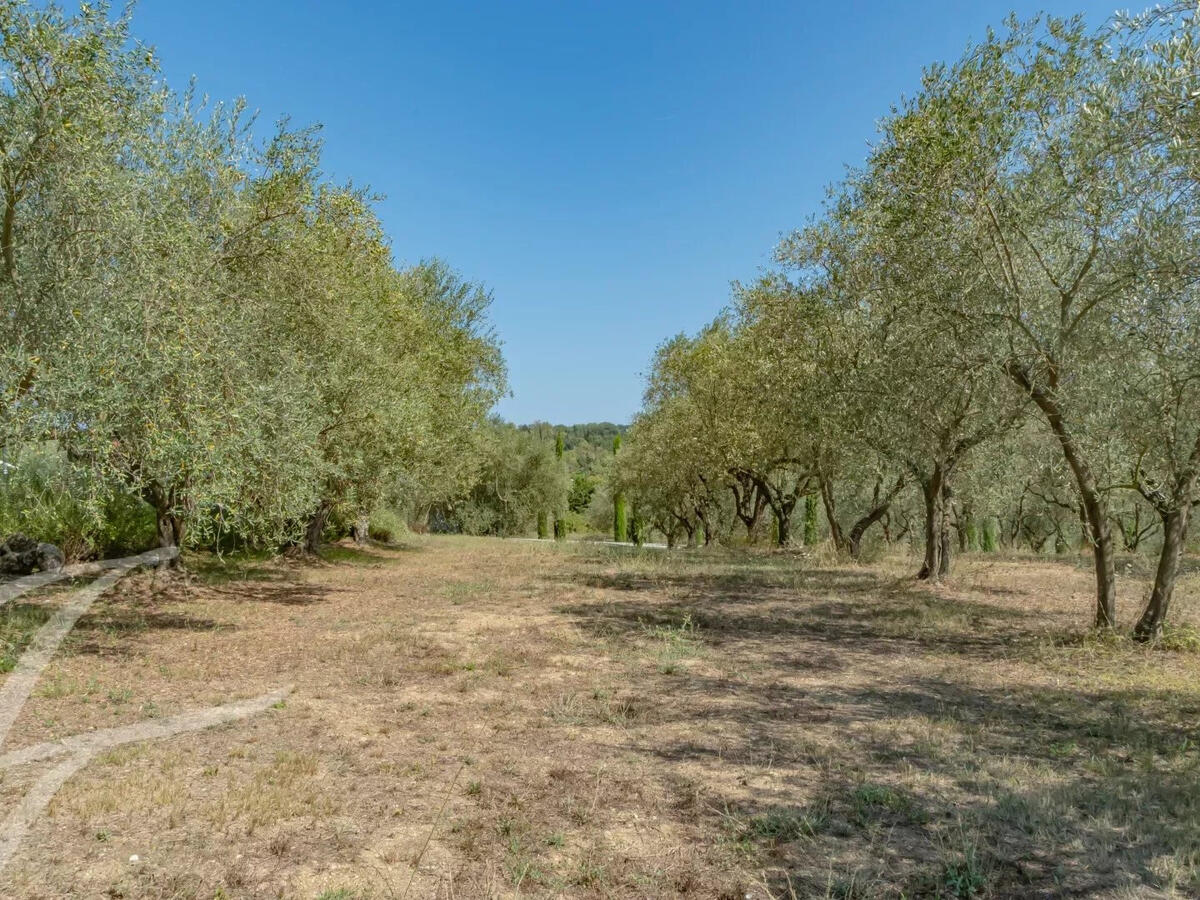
left=616, top=4, right=1200, bottom=639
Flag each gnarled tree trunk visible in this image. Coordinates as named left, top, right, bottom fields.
left=917, top=463, right=950, bottom=581
left=729, top=472, right=767, bottom=541
left=847, top=474, right=908, bottom=560
left=818, top=474, right=847, bottom=553
left=304, top=501, right=333, bottom=555
left=1134, top=444, right=1200, bottom=641
left=1135, top=506, right=1190, bottom=641
left=144, top=482, right=186, bottom=566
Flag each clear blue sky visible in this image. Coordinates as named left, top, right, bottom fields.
left=133, top=0, right=1102, bottom=425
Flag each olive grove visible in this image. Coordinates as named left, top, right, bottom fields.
left=0, top=1, right=505, bottom=557
left=616, top=5, right=1200, bottom=638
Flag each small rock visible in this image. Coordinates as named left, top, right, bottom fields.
left=0, top=533, right=65, bottom=575
left=37, top=543, right=63, bottom=571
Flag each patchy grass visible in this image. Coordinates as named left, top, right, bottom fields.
left=0, top=602, right=53, bottom=672
left=0, top=536, right=1198, bottom=898
left=641, top=611, right=701, bottom=673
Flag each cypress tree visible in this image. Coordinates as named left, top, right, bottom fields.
left=612, top=435, right=628, bottom=542
left=981, top=517, right=999, bottom=552
left=965, top=517, right=980, bottom=552
left=553, top=431, right=566, bottom=540
left=537, top=510, right=548, bottom=540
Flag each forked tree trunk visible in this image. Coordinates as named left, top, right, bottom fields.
left=917, top=464, right=946, bottom=581
left=1135, top=507, right=1190, bottom=641
left=155, top=509, right=185, bottom=554
left=846, top=474, right=907, bottom=560
left=774, top=509, right=791, bottom=547
left=1134, top=443, right=1200, bottom=641
left=729, top=475, right=767, bottom=541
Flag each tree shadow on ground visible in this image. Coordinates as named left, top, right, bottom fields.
left=317, top=542, right=421, bottom=566
left=66, top=610, right=235, bottom=657
left=201, top=580, right=332, bottom=606
left=62, top=571, right=332, bottom=657
left=572, top=566, right=886, bottom=598
left=597, top=662, right=1200, bottom=897
left=744, top=676, right=1200, bottom=899
left=549, top=560, right=1200, bottom=897
left=555, top=566, right=1038, bottom=669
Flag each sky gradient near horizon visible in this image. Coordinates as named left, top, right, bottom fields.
left=134, top=0, right=1102, bottom=425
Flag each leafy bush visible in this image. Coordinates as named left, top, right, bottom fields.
left=0, top=444, right=155, bottom=560
left=368, top=507, right=406, bottom=543
left=567, top=473, right=597, bottom=514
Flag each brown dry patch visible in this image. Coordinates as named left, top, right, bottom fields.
left=0, top=538, right=1198, bottom=898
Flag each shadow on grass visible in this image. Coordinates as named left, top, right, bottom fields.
left=746, top=676, right=1200, bottom=898
left=550, top=556, right=1200, bottom=896
left=620, top=665, right=1200, bottom=897
left=185, top=550, right=281, bottom=586
left=555, top=567, right=1036, bottom=668
left=203, top=580, right=331, bottom=606
left=318, top=542, right=419, bottom=566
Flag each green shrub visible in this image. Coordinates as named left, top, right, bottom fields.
left=567, top=473, right=596, bottom=514
left=0, top=443, right=155, bottom=559
left=368, top=507, right=406, bottom=543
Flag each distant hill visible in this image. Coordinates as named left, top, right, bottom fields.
left=517, top=422, right=628, bottom=451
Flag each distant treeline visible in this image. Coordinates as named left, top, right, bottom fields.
left=517, top=423, right=627, bottom=453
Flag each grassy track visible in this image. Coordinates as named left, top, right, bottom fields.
left=0, top=537, right=1197, bottom=898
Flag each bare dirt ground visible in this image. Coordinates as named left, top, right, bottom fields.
left=1, top=537, right=1198, bottom=899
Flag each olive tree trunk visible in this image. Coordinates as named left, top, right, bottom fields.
left=144, top=482, right=186, bottom=565
left=1134, top=444, right=1200, bottom=641
left=1006, top=363, right=1117, bottom=628
left=1134, top=507, right=1191, bottom=641
left=304, top=501, right=333, bottom=555
left=917, top=464, right=949, bottom=581
left=352, top=513, right=371, bottom=545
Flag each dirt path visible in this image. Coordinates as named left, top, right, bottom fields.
left=0, top=547, right=292, bottom=879
left=0, top=537, right=1196, bottom=898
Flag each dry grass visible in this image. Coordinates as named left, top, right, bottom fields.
left=0, top=537, right=1198, bottom=898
